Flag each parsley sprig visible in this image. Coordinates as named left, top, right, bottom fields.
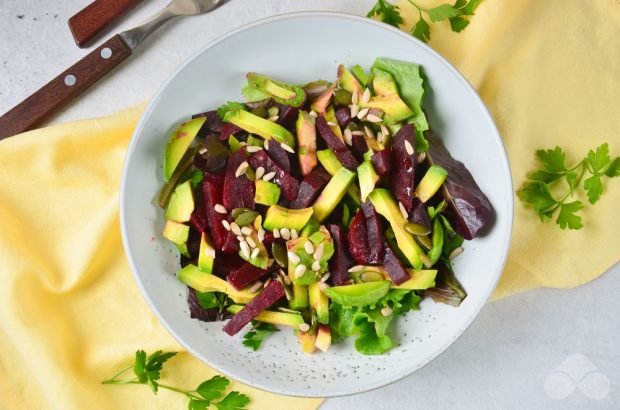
left=518, top=143, right=619, bottom=229
left=102, top=350, right=250, bottom=410
left=367, top=0, right=482, bottom=42
left=243, top=322, right=279, bottom=351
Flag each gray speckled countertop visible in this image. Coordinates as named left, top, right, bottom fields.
left=1, top=1, right=618, bottom=409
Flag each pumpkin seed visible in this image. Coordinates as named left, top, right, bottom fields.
left=235, top=210, right=259, bottom=227
left=271, top=242, right=288, bottom=268
left=405, top=222, right=431, bottom=236
left=231, top=207, right=252, bottom=219
left=415, top=234, right=433, bottom=250
left=359, top=271, right=384, bottom=282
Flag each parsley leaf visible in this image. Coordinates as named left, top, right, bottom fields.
left=449, top=16, right=470, bottom=32
left=556, top=201, right=584, bottom=230
left=103, top=350, right=250, bottom=409
left=461, top=0, right=483, bottom=15
left=428, top=4, right=462, bottom=22
left=518, top=142, right=618, bottom=229
left=216, top=102, right=246, bottom=120
left=242, top=322, right=279, bottom=351
left=411, top=16, right=430, bottom=42
left=367, top=0, right=404, bottom=27
left=214, top=391, right=251, bottom=410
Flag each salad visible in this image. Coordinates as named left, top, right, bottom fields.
left=157, top=58, right=493, bottom=355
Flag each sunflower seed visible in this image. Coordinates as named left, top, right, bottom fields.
left=327, top=121, right=338, bottom=127
left=249, top=281, right=263, bottom=293
left=351, top=130, right=365, bottom=136
left=221, top=220, right=231, bottom=231
left=309, top=110, right=318, bottom=118
left=214, top=204, right=227, bottom=214
left=357, top=107, right=369, bottom=120
left=240, top=226, right=252, bottom=236
left=268, top=115, right=279, bottom=122
left=364, top=126, right=375, bottom=139
left=313, top=243, right=324, bottom=260
left=272, top=228, right=281, bottom=238
left=294, top=264, right=306, bottom=278
left=268, top=106, right=280, bottom=117
left=320, top=272, right=331, bottom=283
left=280, top=143, right=295, bottom=153
left=280, top=227, right=291, bottom=240
left=449, top=246, right=464, bottom=260
left=398, top=201, right=408, bottom=219
left=405, top=222, right=431, bottom=236
left=420, top=254, right=433, bottom=268
left=298, top=323, right=310, bottom=332
left=343, top=128, right=353, bottom=145
left=350, top=104, right=360, bottom=118
left=198, top=147, right=208, bottom=155
left=318, top=282, right=330, bottom=292
left=263, top=278, right=272, bottom=288
left=246, top=145, right=263, bottom=153
left=290, top=228, right=299, bottom=240
left=240, top=241, right=251, bottom=259
left=351, top=91, right=359, bottom=105
left=254, top=166, right=265, bottom=180
left=235, top=161, right=249, bottom=177
left=263, top=171, right=276, bottom=182
left=380, top=307, right=393, bottom=317
left=376, top=131, right=384, bottom=144
left=230, top=222, right=242, bottom=236
left=404, top=140, right=414, bottom=155
left=311, top=261, right=321, bottom=272
left=250, top=247, right=260, bottom=259
left=284, top=275, right=292, bottom=285
left=417, top=152, right=426, bottom=163
left=366, top=114, right=382, bottom=123
left=380, top=124, right=390, bottom=136
left=278, top=307, right=300, bottom=314
left=264, top=139, right=270, bottom=150
left=246, top=236, right=257, bottom=249
left=236, top=235, right=244, bottom=242
left=287, top=251, right=300, bottom=264
left=258, top=228, right=266, bottom=243
left=362, top=88, right=371, bottom=104
left=348, top=265, right=364, bottom=273
left=304, top=241, right=315, bottom=255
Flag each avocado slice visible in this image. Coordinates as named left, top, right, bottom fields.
left=246, top=73, right=306, bottom=107
left=309, top=282, right=329, bottom=324
left=197, top=232, right=216, bottom=274
left=227, top=304, right=304, bottom=327
left=223, top=110, right=295, bottom=148
left=289, top=284, right=309, bottom=309
left=368, top=189, right=423, bottom=269
left=287, top=228, right=335, bottom=285
left=393, top=269, right=437, bottom=290
left=325, top=105, right=344, bottom=141
left=177, top=264, right=256, bottom=304
left=314, top=324, right=332, bottom=352
left=163, top=117, right=206, bottom=183
left=415, top=165, right=448, bottom=203
left=164, top=180, right=194, bottom=223
left=298, top=331, right=316, bottom=354
left=228, top=134, right=243, bottom=153
left=357, top=160, right=379, bottom=202
left=372, top=68, right=399, bottom=96
left=323, top=281, right=391, bottom=307
left=338, top=64, right=363, bottom=97
left=263, top=205, right=314, bottom=231
left=317, top=149, right=361, bottom=205
left=312, top=167, right=356, bottom=222
left=310, top=82, right=337, bottom=114
left=163, top=220, right=189, bottom=245
left=361, top=90, right=413, bottom=124
left=296, top=111, right=318, bottom=176
left=300, top=216, right=321, bottom=237
left=255, top=179, right=281, bottom=206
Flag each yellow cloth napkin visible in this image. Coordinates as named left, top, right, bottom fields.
left=1, top=1, right=619, bottom=409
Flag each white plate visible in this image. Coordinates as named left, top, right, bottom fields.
left=120, top=12, right=513, bottom=397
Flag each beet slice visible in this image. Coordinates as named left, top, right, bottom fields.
left=371, top=148, right=391, bottom=177
left=351, top=134, right=369, bottom=163
left=228, top=263, right=272, bottom=291
left=202, top=172, right=228, bottom=249
left=223, top=280, right=285, bottom=336
left=223, top=149, right=255, bottom=210
left=316, top=116, right=359, bottom=171
left=276, top=104, right=300, bottom=133
left=327, top=224, right=354, bottom=285
left=426, top=133, right=493, bottom=239
left=361, top=200, right=385, bottom=264
left=221, top=231, right=240, bottom=255
left=409, top=198, right=431, bottom=230
left=347, top=210, right=371, bottom=265
left=219, top=122, right=243, bottom=142
left=186, top=227, right=201, bottom=259
left=265, top=139, right=291, bottom=173
left=335, top=106, right=353, bottom=128
left=190, top=183, right=208, bottom=233
left=192, top=110, right=224, bottom=134
left=390, top=124, right=417, bottom=213
left=188, top=287, right=230, bottom=322
left=213, top=253, right=245, bottom=279
left=248, top=150, right=299, bottom=201
left=290, top=171, right=329, bottom=209
left=382, top=241, right=410, bottom=285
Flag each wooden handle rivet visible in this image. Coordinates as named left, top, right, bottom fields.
left=100, top=48, right=112, bottom=59
left=64, top=75, right=77, bottom=86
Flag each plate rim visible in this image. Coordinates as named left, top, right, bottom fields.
left=120, top=10, right=514, bottom=398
